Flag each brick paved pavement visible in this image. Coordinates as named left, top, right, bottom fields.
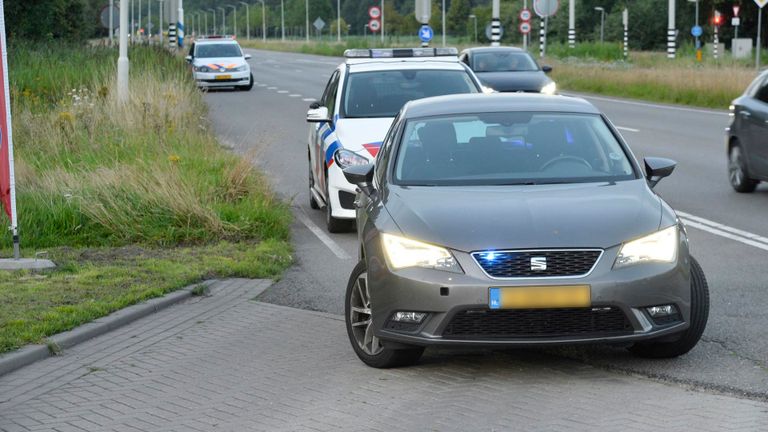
left=1, top=279, right=767, bottom=432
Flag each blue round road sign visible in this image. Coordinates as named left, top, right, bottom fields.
left=691, top=25, right=703, bottom=37
left=419, top=25, right=434, bottom=43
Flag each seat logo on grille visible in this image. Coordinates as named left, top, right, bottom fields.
left=530, top=256, right=547, bottom=271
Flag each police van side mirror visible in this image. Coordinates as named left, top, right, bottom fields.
left=307, top=106, right=330, bottom=123
left=185, top=55, right=193, bottom=63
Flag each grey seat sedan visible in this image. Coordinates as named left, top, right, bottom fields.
left=341, top=94, right=709, bottom=368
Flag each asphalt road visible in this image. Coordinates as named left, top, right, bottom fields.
left=206, top=49, right=768, bottom=400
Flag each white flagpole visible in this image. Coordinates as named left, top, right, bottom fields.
left=0, top=1, right=19, bottom=259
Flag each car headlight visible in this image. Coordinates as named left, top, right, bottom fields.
left=233, top=65, right=247, bottom=72
left=540, top=81, right=557, bottom=95
left=381, top=233, right=462, bottom=273
left=334, top=149, right=369, bottom=169
left=614, top=225, right=678, bottom=269
left=194, top=65, right=211, bottom=73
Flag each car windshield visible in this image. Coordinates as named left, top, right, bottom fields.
left=394, top=112, right=636, bottom=186
left=472, top=52, right=539, bottom=72
left=195, top=43, right=242, bottom=58
left=343, top=70, right=477, bottom=118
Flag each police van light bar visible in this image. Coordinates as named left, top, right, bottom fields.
left=344, top=47, right=459, bottom=59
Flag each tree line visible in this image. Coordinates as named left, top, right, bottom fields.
left=6, top=0, right=768, bottom=51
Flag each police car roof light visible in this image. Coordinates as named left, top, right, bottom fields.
left=344, top=47, right=458, bottom=59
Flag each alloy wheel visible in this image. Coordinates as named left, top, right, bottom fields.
left=729, top=147, right=744, bottom=187
left=348, top=271, right=383, bottom=355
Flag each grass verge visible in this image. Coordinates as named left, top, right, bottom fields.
left=0, top=43, right=292, bottom=354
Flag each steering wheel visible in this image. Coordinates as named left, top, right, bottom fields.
left=540, top=155, right=593, bottom=171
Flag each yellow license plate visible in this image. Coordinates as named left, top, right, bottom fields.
left=489, top=285, right=591, bottom=309
left=215, top=74, right=232, bottom=80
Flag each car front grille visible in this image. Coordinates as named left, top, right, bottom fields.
left=472, top=249, right=602, bottom=278
left=443, top=307, right=632, bottom=339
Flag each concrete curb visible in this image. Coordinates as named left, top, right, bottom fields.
left=0, top=280, right=217, bottom=377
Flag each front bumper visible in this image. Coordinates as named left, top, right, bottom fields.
left=367, top=240, right=692, bottom=348
left=326, top=163, right=359, bottom=220
left=194, top=70, right=250, bottom=88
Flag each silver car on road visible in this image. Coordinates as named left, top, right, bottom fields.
left=341, top=94, right=709, bottom=368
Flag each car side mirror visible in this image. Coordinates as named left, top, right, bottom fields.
left=307, top=106, right=330, bottom=123
left=341, top=163, right=375, bottom=196
left=541, top=65, right=553, bottom=73
left=185, top=55, right=193, bottom=63
left=244, top=54, right=252, bottom=60
left=644, top=157, right=676, bottom=188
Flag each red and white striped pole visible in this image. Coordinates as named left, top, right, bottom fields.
left=0, top=1, right=19, bottom=259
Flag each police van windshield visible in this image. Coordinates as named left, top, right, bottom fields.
left=343, top=70, right=478, bottom=119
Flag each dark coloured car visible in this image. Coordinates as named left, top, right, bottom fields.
left=460, top=47, right=556, bottom=94
left=727, top=69, right=768, bottom=192
left=341, top=93, right=709, bottom=368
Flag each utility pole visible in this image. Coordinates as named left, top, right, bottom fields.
left=667, top=0, right=676, bottom=58
left=469, top=14, right=477, bottom=44
left=568, top=0, right=576, bottom=48
left=491, top=0, right=500, bottom=46
left=118, top=0, right=129, bottom=102
left=595, top=7, right=605, bottom=43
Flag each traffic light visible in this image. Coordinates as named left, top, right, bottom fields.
left=712, top=11, right=723, bottom=27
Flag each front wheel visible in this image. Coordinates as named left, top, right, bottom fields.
left=628, top=257, right=709, bottom=359
left=345, top=261, right=424, bottom=368
left=239, top=73, right=254, bottom=91
left=728, top=143, right=758, bottom=193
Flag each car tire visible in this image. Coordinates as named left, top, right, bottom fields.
left=345, top=261, right=424, bottom=368
left=728, top=143, right=758, bottom=193
left=628, top=257, right=710, bottom=359
left=325, top=178, right=351, bottom=233
left=308, top=151, right=319, bottom=210
left=239, top=73, right=254, bottom=91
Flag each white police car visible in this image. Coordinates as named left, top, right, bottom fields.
left=186, top=37, right=253, bottom=91
left=306, top=48, right=483, bottom=232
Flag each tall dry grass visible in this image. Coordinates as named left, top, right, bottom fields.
left=5, top=44, right=289, bottom=249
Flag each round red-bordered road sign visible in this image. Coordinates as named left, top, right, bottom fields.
left=368, top=19, right=381, bottom=33
left=369, top=6, right=381, bottom=19
left=519, top=22, right=532, bottom=34
left=519, top=8, right=532, bottom=21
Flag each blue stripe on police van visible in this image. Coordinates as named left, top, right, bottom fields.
left=489, top=288, right=501, bottom=309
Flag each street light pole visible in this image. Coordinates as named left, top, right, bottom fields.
left=281, top=0, right=285, bottom=41
left=337, top=0, right=341, bottom=42
left=239, top=2, right=251, bottom=40
left=158, top=0, right=164, bottom=44
left=305, top=0, right=309, bottom=42
left=594, top=7, right=605, bottom=43
left=228, top=5, right=237, bottom=38
left=109, top=0, right=115, bottom=45
left=217, top=7, right=225, bottom=34
left=118, top=0, right=129, bottom=102
left=468, top=14, right=477, bottom=44
left=381, top=0, right=385, bottom=43
left=442, top=0, right=446, bottom=47
left=209, top=8, right=216, bottom=34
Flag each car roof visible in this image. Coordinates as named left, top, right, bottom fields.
left=348, top=59, right=467, bottom=73
left=462, top=47, right=526, bottom=54
left=402, top=94, right=601, bottom=118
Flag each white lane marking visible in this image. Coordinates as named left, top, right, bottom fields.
left=289, top=94, right=302, bottom=97
left=296, top=58, right=341, bottom=66
left=678, top=211, right=768, bottom=252
left=295, top=210, right=352, bottom=260
left=267, top=86, right=277, bottom=90
left=302, top=98, right=316, bottom=102
left=295, top=69, right=303, bottom=73
left=564, top=92, right=729, bottom=116
left=258, top=84, right=267, bottom=87
left=277, top=90, right=289, bottom=94
left=616, top=126, right=640, bottom=132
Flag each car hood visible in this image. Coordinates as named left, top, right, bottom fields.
left=335, top=117, right=394, bottom=159
left=384, top=180, right=662, bottom=252
left=193, top=57, right=248, bottom=70
left=476, top=71, right=549, bottom=92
